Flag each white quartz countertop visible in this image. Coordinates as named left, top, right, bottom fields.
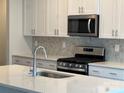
left=13, top=54, right=68, bottom=61
left=0, top=65, right=124, bottom=93
left=0, top=65, right=77, bottom=93
left=89, top=62, right=124, bottom=70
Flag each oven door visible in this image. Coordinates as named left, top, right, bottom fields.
left=68, top=15, right=99, bottom=37
left=57, top=68, right=88, bottom=75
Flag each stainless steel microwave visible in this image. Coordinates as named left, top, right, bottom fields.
left=68, top=15, right=99, bottom=37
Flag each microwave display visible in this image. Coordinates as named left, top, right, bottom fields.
left=68, top=15, right=99, bottom=37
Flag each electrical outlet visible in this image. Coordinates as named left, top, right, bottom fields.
left=34, top=40, right=38, bottom=46
left=62, top=42, right=66, bottom=48
left=114, top=44, right=120, bottom=52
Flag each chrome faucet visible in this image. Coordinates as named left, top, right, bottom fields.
left=32, top=46, right=47, bottom=77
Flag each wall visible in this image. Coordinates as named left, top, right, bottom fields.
left=0, top=0, right=8, bottom=65
left=9, top=0, right=32, bottom=64
left=34, top=37, right=124, bottom=62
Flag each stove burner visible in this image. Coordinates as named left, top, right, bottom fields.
left=57, top=57, right=104, bottom=64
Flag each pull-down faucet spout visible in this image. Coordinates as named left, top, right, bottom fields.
left=32, top=46, right=47, bottom=77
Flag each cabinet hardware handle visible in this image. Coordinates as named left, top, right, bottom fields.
left=31, top=29, right=33, bottom=34
left=34, top=29, right=35, bottom=35
left=109, top=73, right=117, bottom=76
left=81, top=6, right=84, bottom=13
left=31, top=29, right=35, bottom=35
left=115, top=30, right=118, bottom=37
left=56, top=29, right=57, bottom=35
left=79, top=7, right=81, bottom=13
left=57, top=29, right=59, bottom=35
left=54, top=29, right=56, bottom=35
left=112, top=30, right=115, bottom=36
left=93, top=70, right=99, bottom=73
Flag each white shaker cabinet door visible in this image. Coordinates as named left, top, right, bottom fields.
left=23, top=0, right=47, bottom=36
left=89, top=65, right=124, bottom=80
left=68, top=0, right=81, bottom=15
left=68, top=0, right=99, bottom=15
left=46, top=0, right=68, bottom=37
left=99, top=0, right=124, bottom=39
left=35, top=0, right=47, bottom=36
left=118, top=0, right=124, bottom=39
left=99, top=0, right=116, bottom=38
left=23, top=0, right=36, bottom=36
left=58, top=0, right=68, bottom=36
left=83, top=0, right=99, bottom=14
left=46, top=0, right=58, bottom=36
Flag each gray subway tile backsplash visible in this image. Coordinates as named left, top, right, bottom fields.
left=33, top=37, right=124, bottom=62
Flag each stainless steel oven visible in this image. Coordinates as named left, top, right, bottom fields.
left=68, top=15, right=99, bottom=37
left=57, top=46, right=105, bottom=75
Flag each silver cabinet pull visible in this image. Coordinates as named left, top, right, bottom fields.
left=92, top=70, right=99, bottom=73
left=56, top=29, right=58, bottom=35
left=33, top=29, right=35, bottom=35
left=31, top=29, right=33, bottom=35
left=109, top=73, right=117, bottom=76
left=81, top=6, right=84, bottom=13
left=78, top=7, right=81, bottom=13
left=112, top=30, right=115, bottom=37
left=57, top=29, right=59, bottom=35
left=31, top=29, right=35, bottom=35
left=79, top=7, right=84, bottom=14
left=115, top=30, right=118, bottom=37
left=54, top=29, right=56, bottom=35
left=88, top=19, right=91, bottom=33
left=54, top=29, right=59, bottom=35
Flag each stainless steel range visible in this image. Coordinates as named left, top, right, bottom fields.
left=57, top=46, right=105, bottom=75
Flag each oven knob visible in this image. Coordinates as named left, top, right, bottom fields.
left=79, top=65, right=82, bottom=68
left=63, top=63, right=66, bottom=66
left=69, top=64, right=72, bottom=67
left=75, top=64, right=79, bottom=68
left=59, top=62, right=63, bottom=66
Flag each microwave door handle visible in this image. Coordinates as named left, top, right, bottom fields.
left=88, top=19, right=91, bottom=33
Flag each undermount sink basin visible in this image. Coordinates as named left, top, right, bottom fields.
left=36, top=71, right=73, bottom=79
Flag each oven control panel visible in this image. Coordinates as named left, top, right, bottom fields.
left=57, top=62, right=87, bottom=72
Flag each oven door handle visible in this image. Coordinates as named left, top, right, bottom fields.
left=88, top=19, right=91, bottom=33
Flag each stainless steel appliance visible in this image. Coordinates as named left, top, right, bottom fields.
left=57, top=46, right=105, bottom=75
left=68, top=15, right=99, bottom=37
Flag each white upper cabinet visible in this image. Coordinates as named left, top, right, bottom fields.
left=68, top=0, right=99, bottom=15
left=58, top=0, right=68, bottom=36
left=23, top=0, right=47, bottom=36
left=46, top=0, right=68, bottom=37
left=99, top=0, right=115, bottom=38
left=99, top=0, right=124, bottom=39
left=35, top=0, right=47, bottom=36
left=68, top=0, right=81, bottom=15
left=46, top=0, right=58, bottom=36
left=23, top=0, right=36, bottom=36
left=83, top=0, right=99, bottom=14
left=23, top=0, right=68, bottom=37
left=118, top=0, right=124, bottom=39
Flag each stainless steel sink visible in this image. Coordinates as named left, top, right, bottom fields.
left=36, top=71, right=73, bottom=79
